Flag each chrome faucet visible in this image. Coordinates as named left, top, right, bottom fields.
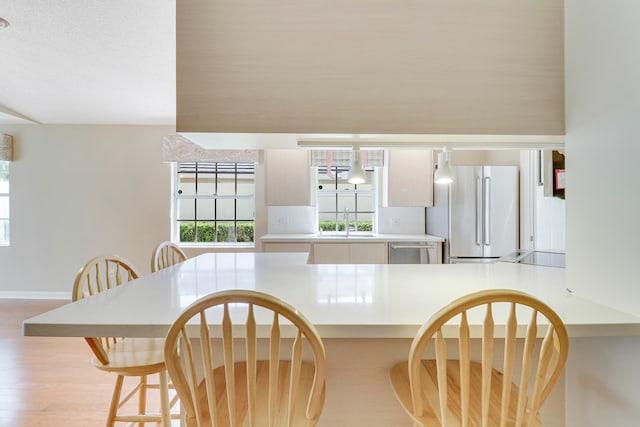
left=344, top=207, right=350, bottom=237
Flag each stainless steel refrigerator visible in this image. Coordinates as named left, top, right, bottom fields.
left=426, top=166, right=519, bottom=263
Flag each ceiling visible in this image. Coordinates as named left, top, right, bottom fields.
left=0, top=1, right=175, bottom=125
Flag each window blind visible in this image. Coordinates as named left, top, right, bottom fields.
left=310, top=150, right=384, bottom=169
left=0, top=134, right=12, bottom=161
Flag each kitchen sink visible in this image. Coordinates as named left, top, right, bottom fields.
left=315, top=232, right=377, bottom=238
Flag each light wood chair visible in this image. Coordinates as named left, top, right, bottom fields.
left=151, top=240, right=188, bottom=272
left=72, top=255, right=179, bottom=426
left=389, top=289, right=569, bottom=427
left=164, top=289, right=327, bottom=427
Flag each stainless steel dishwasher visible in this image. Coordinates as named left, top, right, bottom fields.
left=388, top=242, right=439, bottom=264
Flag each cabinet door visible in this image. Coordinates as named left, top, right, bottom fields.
left=348, top=243, right=388, bottom=264
left=312, top=242, right=388, bottom=264
left=312, top=243, right=350, bottom=264
left=263, top=243, right=312, bottom=264
left=262, top=243, right=311, bottom=253
left=384, top=149, right=433, bottom=207
left=265, top=149, right=312, bottom=206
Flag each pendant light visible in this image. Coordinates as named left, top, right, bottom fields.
left=347, top=151, right=366, bottom=184
left=434, top=147, right=454, bottom=184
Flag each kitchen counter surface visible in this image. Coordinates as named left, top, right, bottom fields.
left=23, top=252, right=640, bottom=339
left=261, top=233, right=445, bottom=243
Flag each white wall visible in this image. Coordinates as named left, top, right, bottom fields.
left=565, top=0, right=640, bottom=315
left=566, top=338, right=640, bottom=427
left=565, top=1, right=640, bottom=426
left=0, top=125, right=174, bottom=297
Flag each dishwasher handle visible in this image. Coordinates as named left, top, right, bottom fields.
left=390, top=243, right=437, bottom=249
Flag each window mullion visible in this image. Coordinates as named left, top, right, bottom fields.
left=316, top=164, right=376, bottom=234
left=174, top=161, right=255, bottom=245
left=334, top=169, right=339, bottom=231
left=234, top=163, right=238, bottom=242
left=214, top=162, right=218, bottom=242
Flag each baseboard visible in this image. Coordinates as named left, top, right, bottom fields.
left=0, top=291, right=71, bottom=300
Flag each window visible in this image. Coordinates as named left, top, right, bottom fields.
left=173, top=162, right=255, bottom=245
left=0, top=161, right=9, bottom=245
left=316, top=165, right=376, bottom=233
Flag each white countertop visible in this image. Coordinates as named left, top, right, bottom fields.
left=23, top=252, right=640, bottom=339
left=261, top=233, right=445, bottom=243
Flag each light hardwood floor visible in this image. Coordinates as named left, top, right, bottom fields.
left=0, top=299, right=173, bottom=427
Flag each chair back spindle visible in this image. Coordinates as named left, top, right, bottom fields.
left=391, top=289, right=569, bottom=427
left=165, top=290, right=326, bottom=427
left=72, top=255, right=141, bottom=360
left=73, top=255, right=139, bottom=301
left=151, top=241, right=187, bottom=272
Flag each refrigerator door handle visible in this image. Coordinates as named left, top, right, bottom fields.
left=475, top=176, right=482, bottom=246
left=484, top=176, right=491, bottom=246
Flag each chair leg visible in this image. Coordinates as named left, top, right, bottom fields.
left=138, top=375, right=148, bottom=427
left=106, top=375, right=125, bottom=427
left=159, top=370, right=171, bottom=427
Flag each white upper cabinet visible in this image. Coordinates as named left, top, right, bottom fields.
left=265, top=149, right=313, bottom=206
left=383, top=149, right=433, bottom=207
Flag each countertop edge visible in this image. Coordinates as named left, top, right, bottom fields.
left=25, top=322, right=640, bottom=340
left=261, top=233, right=445, bottom=243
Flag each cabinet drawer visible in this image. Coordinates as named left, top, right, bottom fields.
left=312, top=242, right=387, bottom=264
left=263, top=243, right=311, bottom=253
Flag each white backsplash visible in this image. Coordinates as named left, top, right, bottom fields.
left=377, top=207, right=425, bottom=234
left=267, top=206, right=426, bottom=235
left=267, top=206, right=318, bottom=234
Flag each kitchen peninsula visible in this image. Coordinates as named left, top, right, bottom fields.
left=23, top=253, right=640, bottom=427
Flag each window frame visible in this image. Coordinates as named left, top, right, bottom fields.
left=0, top=160, right=9, bottom=246
left=316, top=165, right=377, bottom=233
left=172, top=161, right=256, bottom=247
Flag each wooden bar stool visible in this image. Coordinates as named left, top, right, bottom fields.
left=389, top=289, right=569, bottom=427
left=73, top=255, right=179, bottom=426
left=151, top=241, right=188, bottom=272
left=164, top=289, right=326, bottom=427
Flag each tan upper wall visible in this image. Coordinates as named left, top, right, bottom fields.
left=177, top=0, right=564, bottom=135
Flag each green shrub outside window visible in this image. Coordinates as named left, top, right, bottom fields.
left=174, top=162, right=255, bottom=245
left=179, top=222, right=254, bottom=243
left=318, top=221, right=373, bottom=232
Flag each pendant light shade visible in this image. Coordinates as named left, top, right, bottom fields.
left=434, top=147, right=454, bottom=184
left=347, top=151, right=366, bottom=184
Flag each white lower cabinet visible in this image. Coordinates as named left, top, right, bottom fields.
left=262, top=243, right=313, bottom=264
left=311, top=242, right=388, bottom=264
left=312, top=244, right=349, bottom=264
left=262, top=243, right=311, bottom=253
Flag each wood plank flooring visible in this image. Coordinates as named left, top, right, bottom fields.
left=0, top=299, right=173, bottom=426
